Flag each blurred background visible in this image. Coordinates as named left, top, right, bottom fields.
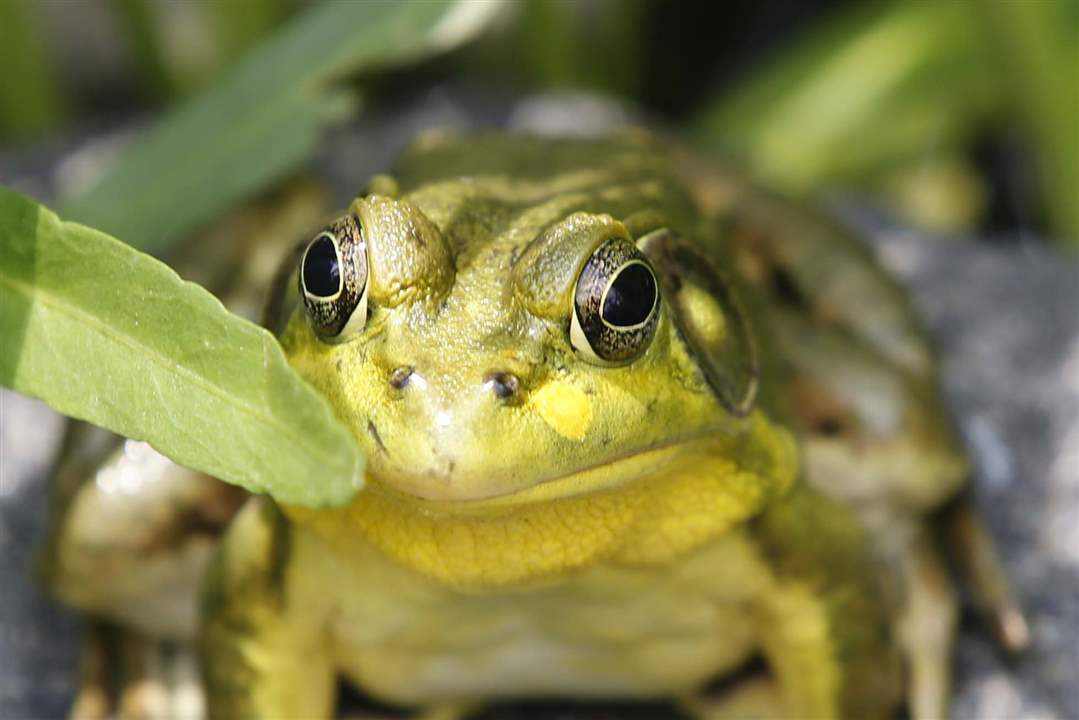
left=1, top=1, right=1077, bottom=719
left=2, top=0, right=1076, bottom=247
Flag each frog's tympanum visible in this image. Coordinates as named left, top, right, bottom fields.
left=45, top=133, right=1025, bottom=720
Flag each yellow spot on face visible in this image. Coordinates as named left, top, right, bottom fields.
left=531, top=380, right=593, bottom=440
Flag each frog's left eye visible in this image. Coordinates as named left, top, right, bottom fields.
left=570, top=237, right=660, bottom=364
left=299, top=215, right=369, bottom=340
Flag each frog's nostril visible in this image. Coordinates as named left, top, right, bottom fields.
left=485, top=371, right=520, bottom=400
left=389, top=366, right=414, bottom=390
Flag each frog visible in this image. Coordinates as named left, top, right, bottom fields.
left=43, top=131, right=1026, bottom=720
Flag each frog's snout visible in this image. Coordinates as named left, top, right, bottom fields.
left=360, top=363, right=536, bottom=499
left=384, top=364, right=523, bottom=402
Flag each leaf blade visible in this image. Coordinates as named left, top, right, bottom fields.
left=1, top=186, right=363, bottom=508
left=60, top=0, right=501, bottom=253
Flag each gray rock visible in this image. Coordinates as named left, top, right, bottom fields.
left=862, top=220, right=1079, bottom=720
left=0, top=393, right=79, bottom=720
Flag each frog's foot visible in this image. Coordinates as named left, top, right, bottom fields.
left=679, top=677, right=786, bottom=720
left=898, top=531, right=958, bottom=720
left=941, top=491, right=1030, bottom=652
left=70, top=622, right=204, bottom=720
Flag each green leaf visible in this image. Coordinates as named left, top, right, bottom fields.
left=61, top=0, right=501, bottom=254
left=0, top=186, right=363, bottom=508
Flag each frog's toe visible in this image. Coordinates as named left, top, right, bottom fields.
left=69, top=622, right=111, bottom=720
left=164, top=645, right=205, bottom=720
left=898, top=530, right=958, bottom=720
left=942, top=492, right=1030, bottom=653
left=116, top=630, right=203, bottom=720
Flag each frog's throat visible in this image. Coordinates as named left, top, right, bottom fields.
left=284, top=411, right=799, bottom=589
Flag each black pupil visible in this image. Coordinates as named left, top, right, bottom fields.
left=601, top=263, right=656, bottom=327
left=303, top=236, right=341, bottom=298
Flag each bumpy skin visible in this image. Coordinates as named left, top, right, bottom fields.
left=194, top=132, right=968, bottom=719
left=43, top=133, right=970, bottom=719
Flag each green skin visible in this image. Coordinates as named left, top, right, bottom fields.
left=49, top=133, right=970, bottom=719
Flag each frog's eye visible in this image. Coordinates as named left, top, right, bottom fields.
left=299, top=215, right=369, bottom=340
left=570, top=237, right=660, bottom=364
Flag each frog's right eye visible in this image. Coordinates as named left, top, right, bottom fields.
left=299, top=215, right=369, bottom=340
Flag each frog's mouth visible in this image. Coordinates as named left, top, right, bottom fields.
left=356, top=410, right=796, bottom=514
left=364, top=434, right=706, bottom=511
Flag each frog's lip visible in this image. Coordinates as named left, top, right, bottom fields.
left=364, top=432, right=716, bottom=511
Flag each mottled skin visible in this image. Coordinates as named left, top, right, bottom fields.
left=203, top=132, right=917, bottom=719
left=47, top=133, right=981, bottom=719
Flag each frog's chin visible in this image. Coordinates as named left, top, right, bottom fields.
left=360, top=435, right=715, bottom=511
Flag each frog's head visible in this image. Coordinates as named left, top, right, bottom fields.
left=276, top=135, right=798, bottom=581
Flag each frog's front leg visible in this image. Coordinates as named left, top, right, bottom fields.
left=200, top=500, right=476, bottom=720
left=199, top=498, right=336, bottom=718
left=748, top=487, right=903, bottom=719
left=680, top=564, right=901, bottom=720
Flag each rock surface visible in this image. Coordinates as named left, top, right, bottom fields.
left=2, top=93, right=1077, bottom=719
left=863, top=220, right=1079, bottom=720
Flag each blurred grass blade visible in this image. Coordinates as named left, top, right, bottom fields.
left=0, top=0, right=67, bottom=138
left=521, top=0, right=580, bottom=87
left=61, top=0, right=501, bottom=254
left=518, top=0, right=648, bottom=95
left=208, top=0, right=287, bottom=69
left=977, top=0, right=1079, bottom=246
left=108, top=0, right=180, bottom=101
left=0, top=186, right=363, bottom=508
left=693, top=1, right=996, bottom=192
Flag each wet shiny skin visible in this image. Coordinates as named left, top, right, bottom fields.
left=54, top=133, right=974, bottom=719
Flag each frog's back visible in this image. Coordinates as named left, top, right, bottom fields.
left=674, top=147, right=977, bottom=719
left=391, top=131, right=703, bottom=238
left=673, top=151, right=970, bottom=515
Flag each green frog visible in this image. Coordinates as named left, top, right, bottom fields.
left=44, top=132, right=1025, bottom=719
